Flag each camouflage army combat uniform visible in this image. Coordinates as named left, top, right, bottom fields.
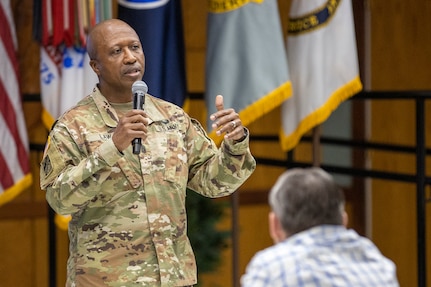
left=40, top=87, right=256, bottom=287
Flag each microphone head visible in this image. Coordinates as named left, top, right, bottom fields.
left=132, top=81, right=148, bottom=95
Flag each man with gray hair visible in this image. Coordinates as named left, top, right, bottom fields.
left=241, top=167, right=399, bottom=286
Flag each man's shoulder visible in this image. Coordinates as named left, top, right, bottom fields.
left=54, top=95, right=98, bottom=127
left=147, top=94, right=183, bottom=110
left=252, top=241, right=298, bottom=265
left=146, top=94, right=189, bottom=122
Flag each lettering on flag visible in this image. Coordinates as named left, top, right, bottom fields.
left=40, top=45, right=62, bottom=129
left=288, top=0, right=341, bottom=35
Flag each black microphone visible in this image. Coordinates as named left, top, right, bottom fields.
left=132, top=81, right=148, bottom=154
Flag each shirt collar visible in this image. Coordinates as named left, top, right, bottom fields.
left=90, top=85, right=167, bottom=127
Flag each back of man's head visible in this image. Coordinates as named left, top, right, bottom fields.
left=269, top=167, right=345, bottom=236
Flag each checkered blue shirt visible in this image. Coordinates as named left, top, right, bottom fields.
left=241, top=225, right=399, bottom=287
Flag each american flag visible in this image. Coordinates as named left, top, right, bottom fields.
left=0, top=0, right=32, bottom=206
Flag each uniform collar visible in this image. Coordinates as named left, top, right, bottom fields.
left=90, top=85, right=167, bottom=127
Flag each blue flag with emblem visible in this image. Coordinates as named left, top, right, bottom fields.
left=206, top=0, right=291, bottom=142
left=118, top=0, right=187, bottom=107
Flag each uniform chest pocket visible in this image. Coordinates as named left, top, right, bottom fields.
left=164, top=133, right=188, bottom=183
left=145, top=130, right=188, bottom=184
left=83, top=133, right=111, bottom=154
left=82, top=132, right=142, bottom=190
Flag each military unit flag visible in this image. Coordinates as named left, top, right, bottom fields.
left=118, top=0, right=187, bottom=107
left=280, top=0, right=363, bottom=151
left=36, top=0, right=103, bottom=130
left=206, top=0, right=291, bottom=141
left=35, top=0, right=108, bottom=229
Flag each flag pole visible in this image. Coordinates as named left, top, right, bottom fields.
left=231, top=191, right=240, bottom=287
left=48, top=207, right=57, bottom=287
left=312, top=125, right=321, bottom=167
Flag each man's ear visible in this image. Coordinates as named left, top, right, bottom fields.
left=268, top=211, right=287, bottom=244
left=342, top=210, right=349, bottom=227
left=89, top=59, right=100, bottom=75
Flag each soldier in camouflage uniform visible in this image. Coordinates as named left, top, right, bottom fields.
left=40, top=19, right=256, bottom=287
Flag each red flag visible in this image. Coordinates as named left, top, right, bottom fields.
left=0, top=0, right=32, bottom=206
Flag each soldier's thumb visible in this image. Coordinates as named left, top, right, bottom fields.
left=215, top=95, right=224, bottom=111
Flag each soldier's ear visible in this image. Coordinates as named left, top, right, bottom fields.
left=90, top=59, right=100, bottom=75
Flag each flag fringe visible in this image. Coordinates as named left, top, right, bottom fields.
left=55, top=214, right=71, bottom=230
left=209, top=80, right=293, bottom=145
left=182, top=98, right=191, bottom=114
left=42, top=107, right=56, bottom=131
left=280, top=76, right=363, bottom=151
left=0, top=173, right=33, bottom=207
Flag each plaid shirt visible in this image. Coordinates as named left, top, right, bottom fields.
left=241, top=225, right=399, bottom=287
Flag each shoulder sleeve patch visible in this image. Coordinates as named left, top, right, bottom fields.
left=42, top=155, right=53, bottom=176
left=40, top=138, right=67, bottom=189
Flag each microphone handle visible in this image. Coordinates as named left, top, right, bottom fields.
left=132, top=138, right=141, bottom=154
left=132, top=93, right=145, bottom=154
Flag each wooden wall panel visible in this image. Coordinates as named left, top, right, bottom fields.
left=369, top=0, right=431, bottom=286
left=12, top=0, right=40, bottom=93
left=0, top=220, right=35, bottom=286
left=370, top=0, right=431, bottom=90
left=182, top=0, right=207, bottom=92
